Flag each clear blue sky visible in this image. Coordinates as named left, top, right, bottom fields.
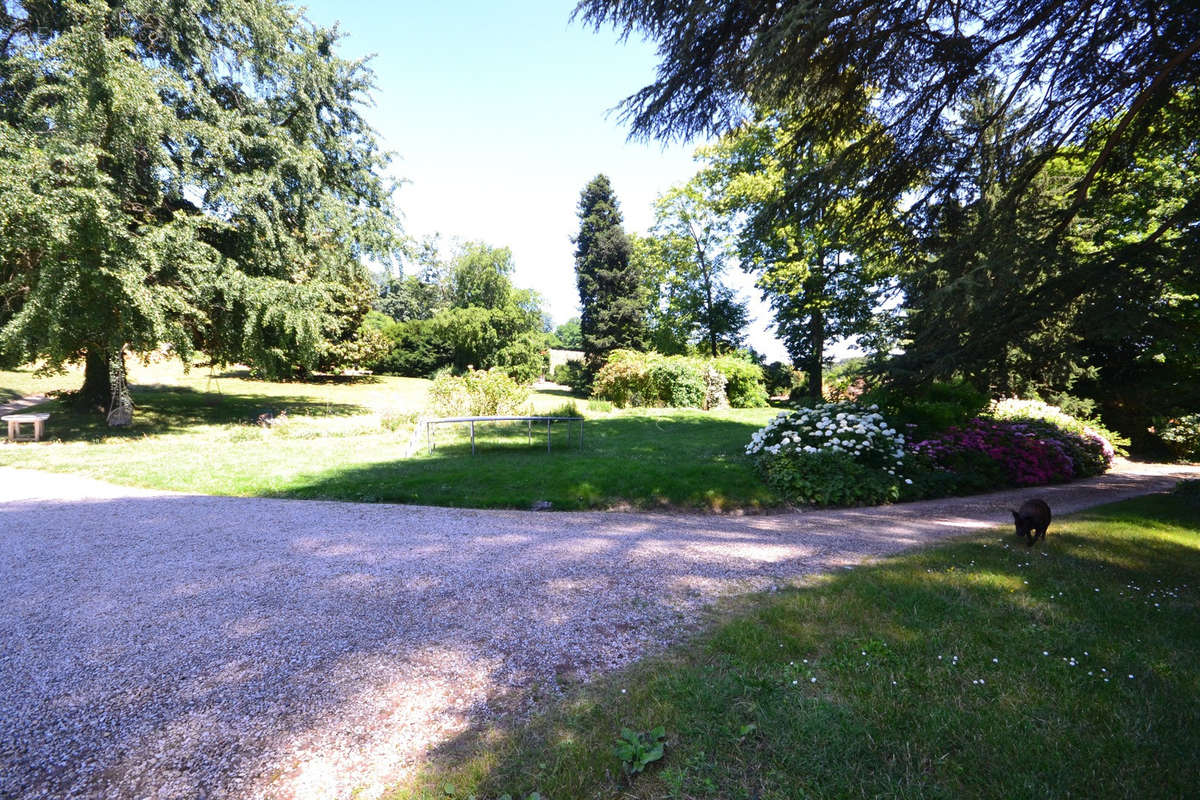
left=297, top=0, right=791, bottom=361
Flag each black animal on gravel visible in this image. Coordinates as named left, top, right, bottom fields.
left=1012, top=498, right=1052, bottom=546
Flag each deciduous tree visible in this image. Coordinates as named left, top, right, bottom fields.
left=638, top=181, right=749, bottom=357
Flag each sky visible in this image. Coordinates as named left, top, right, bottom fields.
left=296, top=0, right=792, bottom=361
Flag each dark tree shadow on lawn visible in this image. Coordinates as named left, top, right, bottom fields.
left=32, top=384, right=368, bottom=442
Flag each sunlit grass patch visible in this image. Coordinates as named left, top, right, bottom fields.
left=0, top=367, right=783, bottom=510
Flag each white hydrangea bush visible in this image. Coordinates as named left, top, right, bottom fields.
left=745, top=402, right=909, bottom=477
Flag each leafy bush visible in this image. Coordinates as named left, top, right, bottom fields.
left=824, top=356, right=871, bottom=402
left=712, top=354, right=768, bottom=407
left=760, top=449, right=900, bottom=506
left=495, top=331, right=549, bottom=383
left=592, top=349, right=761, bottom=409
left=862, top=379, right=989, bottom=439
left=551, top=360, right=587, bottom=393
left=427, top=367, right=531, bottom=417
left=592, top=349, right=659, bottom=407
left=1160, top=414, right=1200, bottom=462
left=763, top=360, right=799, bottom=397
left=746, top=403, right=909, bottom=506
left=368, top=319, right=453, bottom=377
left=545, top=400, right=582, bottom=418
left=649, top=358, right=706, bottom=408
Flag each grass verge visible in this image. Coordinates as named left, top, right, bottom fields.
left=391, top=486, right=1200, bottom=799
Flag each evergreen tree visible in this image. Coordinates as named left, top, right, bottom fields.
left=0, top=1, right=399, bottom=415
left=573, top=174, right=646, bottom=373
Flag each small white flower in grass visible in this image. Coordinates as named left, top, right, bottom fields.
left=1128, top=674, right=1134, bottom=679
left=992, top=658, right=998, bottom=663
left=792, top=680, right=798, bottom=685
left=1043, top=651, right=1049, bottom=656
left=905, top=478, right=913, bottom=484
left=810, top=677, right=817, bottom=683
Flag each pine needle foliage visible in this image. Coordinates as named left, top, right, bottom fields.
left=0, top=0, right=400, bottom=409
left=573, top=174, right=647, bottom=376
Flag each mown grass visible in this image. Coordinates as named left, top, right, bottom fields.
left=389, top=487, right=1200, bottom=800
left=0, top=363, right=781, bottom=510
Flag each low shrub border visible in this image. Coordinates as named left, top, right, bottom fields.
left=748, top=399, right=1122, bottom=507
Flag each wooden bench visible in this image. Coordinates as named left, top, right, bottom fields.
left=425, top=415, right=584, bottom=455
left=3, top=412, right=50, bottom=442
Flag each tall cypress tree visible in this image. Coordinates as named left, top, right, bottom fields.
left=574, top=174, right=646, bottom=374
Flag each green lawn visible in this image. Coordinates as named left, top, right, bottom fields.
left=0, top=363, right=781, bottom=510
left=390, top=487, right=1200, bottom=799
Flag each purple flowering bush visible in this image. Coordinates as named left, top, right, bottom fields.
left=910, top=419, right=1076, bottom=489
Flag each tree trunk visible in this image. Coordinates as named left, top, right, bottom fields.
left=77, top=348, right=112, bottom=412
left=807, top=303, right=824, bottom=401
left=77, top=347, right=133, bottom=425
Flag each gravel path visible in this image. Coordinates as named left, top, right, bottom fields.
left=1, top=461, right=1196, bottom=799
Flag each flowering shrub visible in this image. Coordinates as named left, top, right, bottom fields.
left=1160, top=414, right=1200, bottom=462
left=746, top=403, right=909, bottom=506
left=712, top=354, right=768, bottom=407
left=989, top=398, right=1121, bottom=477
left=747, top=395, right=1123, bottom=507
left=910, top=419, right=1075, bottom=487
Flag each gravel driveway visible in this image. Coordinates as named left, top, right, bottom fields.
left=1, top=461, right=1196, bottom=799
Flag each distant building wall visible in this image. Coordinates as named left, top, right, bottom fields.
left=548, top=349, right=583, bottom=369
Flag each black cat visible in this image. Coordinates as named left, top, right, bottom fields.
left=1012, top=498, right=1051, bottom=547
